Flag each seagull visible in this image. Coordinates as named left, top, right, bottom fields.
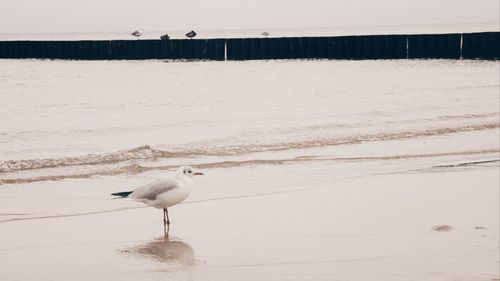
left=111, top=166, right=203, bottom=236
left=160, top=34, right=170, bottom=40
left=131, top=29, right=144, bottom=39
left=185, top=30, right=196, bottom=39
left=261, top=31, right=270, bottom=37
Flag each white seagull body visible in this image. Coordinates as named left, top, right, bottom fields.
left=131, top=174, right=192, bottom=208
left=112, top=166, right=203, bottom=236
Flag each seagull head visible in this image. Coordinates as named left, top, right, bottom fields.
left=177, top=166, right=204, bottom=178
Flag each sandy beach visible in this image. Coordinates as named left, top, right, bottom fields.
left=0, top=163, right=498, bottom=281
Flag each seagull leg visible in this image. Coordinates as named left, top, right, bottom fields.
left=163, top=208, right=168, bottom=236
left=166, top=208, right=171, bottom=224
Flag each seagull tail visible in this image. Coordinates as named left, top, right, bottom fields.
left=111, top=191, right=133, bottom=198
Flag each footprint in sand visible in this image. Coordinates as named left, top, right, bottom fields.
left=432, top=225, right=454, bottom=232
left=474, top=226, right=488, bottom=230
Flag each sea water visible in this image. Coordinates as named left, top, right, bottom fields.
left=0, top=25, right=498, bottom=221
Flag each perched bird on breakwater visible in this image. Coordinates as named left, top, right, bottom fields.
left=185, top=30, right=197, bottom=39
left=131, top=29, right=144, bottom=39
left=261, top=31, right=270, bottom=37
left=111, top=166, right=204, bottom=237
left=160, top=34, right=170, bottom=40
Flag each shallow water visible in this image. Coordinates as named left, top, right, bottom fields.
left=1, top=58, right=498, bottom=182
left=0, top=53, right=499, bottom=222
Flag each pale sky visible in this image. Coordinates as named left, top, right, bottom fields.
left=1, top=0, right=498, bottom=34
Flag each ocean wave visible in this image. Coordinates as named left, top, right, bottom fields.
left=1, top=149, right=498, bottom=185
left=0, top=122, right=498, bottom=174
left=432, top=159, right=500, bottom=168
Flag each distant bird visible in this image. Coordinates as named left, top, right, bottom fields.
left=160, top=34, right=170, bottom=40
left=261, top=31, right=270, bottom=37
left=131, top=29, right=144, bottom=39
left=111, top=166, right=204, bottom=237
left=185, top=30, right=197, bottom=39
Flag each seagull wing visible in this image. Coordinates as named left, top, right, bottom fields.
left=130, top=176, right=179, bottom=201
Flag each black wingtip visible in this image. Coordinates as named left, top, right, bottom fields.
left=111, top=191, right=133, bottom=198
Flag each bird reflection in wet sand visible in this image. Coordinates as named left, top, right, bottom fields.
left=123, top=237, right=195, bottom=265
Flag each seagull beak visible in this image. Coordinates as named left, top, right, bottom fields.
left=193, top=172, right=204, bottom=176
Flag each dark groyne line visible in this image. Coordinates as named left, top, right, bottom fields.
left=0, top=39, right=226, bottom=61
left=0, top=32, right=498, bottom=61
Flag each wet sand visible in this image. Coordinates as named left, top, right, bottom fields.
left=0, top=166, right=498, bottom=281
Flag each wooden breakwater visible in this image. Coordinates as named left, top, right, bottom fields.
left=0, top=32, right=498, bottom=61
